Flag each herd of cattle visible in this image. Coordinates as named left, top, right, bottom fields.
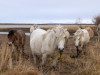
left=7, top=25, right=95, bottom=66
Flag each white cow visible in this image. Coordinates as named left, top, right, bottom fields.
left=74, top=28, right=90, bottom=57
left=30, top=26, right=70, bottom=66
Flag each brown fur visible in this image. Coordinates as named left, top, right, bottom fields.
left=13, top=30, right=26, bottom=49
left=7, top=30, right=26, bottom=58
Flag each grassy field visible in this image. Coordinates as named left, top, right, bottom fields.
left=0, top=24, right=96, bottom=32
left=0, top=25, right=100, bottom=75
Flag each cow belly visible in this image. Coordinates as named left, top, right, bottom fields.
left=30, top=36, right=43, bottom=55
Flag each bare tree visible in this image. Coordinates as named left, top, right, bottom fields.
left=93, top=15, right=100, bottom=42
left=75, top=18, right=82, bottom=24
left=93, top=15, right=100, bottom=26
left=75, top=18, right=83, bottom=28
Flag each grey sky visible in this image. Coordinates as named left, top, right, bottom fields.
left=0, top=0, right=100, bottom=23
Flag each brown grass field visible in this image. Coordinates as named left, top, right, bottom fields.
left=0, top=25, right=100, bottom=75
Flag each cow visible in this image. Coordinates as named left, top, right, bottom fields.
left=74, top=28, right=90, bottom=57
left=7, top=30, right=26, bottom=58
left=30, top=26, right=70, bottom=66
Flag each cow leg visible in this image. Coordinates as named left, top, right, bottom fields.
left=15, top=46, right=19, bottom=61
left=32, top=54, right=37, bottom=65
left=83, top=45, right=87, bottom=55
left=20, top=46, right=25, bottom=58
left=51, top=56, right=58, bottom=68
left=41, top=54, right=47, bottom=66
left=71, top=46, right=80, bottom=58
left=76, top=46, right=80, bottom=57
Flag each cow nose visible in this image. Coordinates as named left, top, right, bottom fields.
left=75, top=46, right=78, bottom=49
left=58, top=48, right=64, bottom=52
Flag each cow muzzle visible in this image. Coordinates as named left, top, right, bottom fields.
left=58, top=48, right=64, bottom=58
left=58, top=48, right=64, bottom=52
left=8, top=42, right=13, bottom=46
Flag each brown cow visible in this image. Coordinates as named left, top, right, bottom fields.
left=7, top=30, right=26, bottom=57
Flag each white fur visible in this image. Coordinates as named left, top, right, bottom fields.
left=30, top=26, right=35, bottom=33
left=30, top=25, right=40, bottom=33
left=30, top=26, right=70, bottom=65
left=74, top=28, right=90, bottom=47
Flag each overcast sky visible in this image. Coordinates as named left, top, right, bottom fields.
left=0, top=0, right=100, bottom=23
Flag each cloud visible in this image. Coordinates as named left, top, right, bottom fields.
left=0, top=0, right=99, bottom=23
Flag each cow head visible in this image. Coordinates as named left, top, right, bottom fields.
left=7, top=30, right=16, bottom=46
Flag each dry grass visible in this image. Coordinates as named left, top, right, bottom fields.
left=0, top=38, right=41, bottom=75
left=0, top=26, right=99, bottom=75
left=0, top=25, right=96, bottom=33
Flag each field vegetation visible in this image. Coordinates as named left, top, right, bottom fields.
left=0, top=25, right=100, bottom=75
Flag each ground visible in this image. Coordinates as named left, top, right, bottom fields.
left=0, top=33, right=100, bottom=75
